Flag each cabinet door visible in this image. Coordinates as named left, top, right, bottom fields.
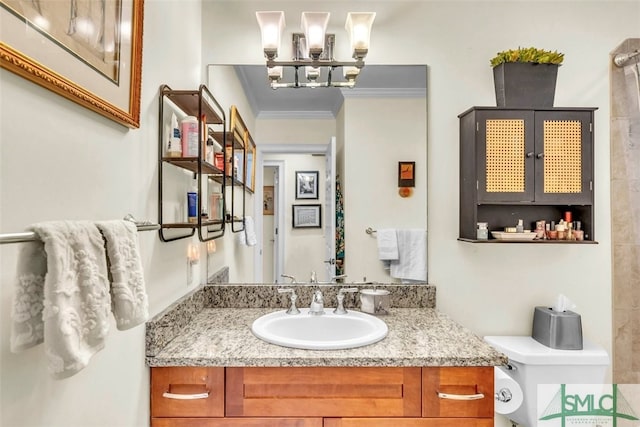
left=422, top=367, right=493, bottom=418
left=476, top=110, right=536, bottom=203
left=152, top=418, right=323, bottom=427
left=151, top=367, right=225, bottom=418
left=534, top=110, right=593, bottom=204
left=324, top=419, right=493, bottom=427
left=226, top=367, right=422, bottom=418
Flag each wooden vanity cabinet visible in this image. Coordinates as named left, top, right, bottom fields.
left=422, top=367, right=494, bottom=418
left=225, top=367, right=422, bottom=418
left=150, top=366, right=493, bottom=426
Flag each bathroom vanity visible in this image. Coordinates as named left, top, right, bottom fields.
left=146, top=284, right=506, bottom=426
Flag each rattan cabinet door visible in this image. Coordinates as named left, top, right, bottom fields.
left=533, top=110, right=593, bottom=205
left=476, top=110, right=536, bottom=203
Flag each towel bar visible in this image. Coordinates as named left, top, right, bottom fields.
left=365, top=227, right=377, bottom=235
left=0, top=216, right=160, bottom=245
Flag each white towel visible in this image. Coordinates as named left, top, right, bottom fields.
left=376, top=229, right=399, bottom=261
left=237, top=216, right=257, bottom=246
left=390, top=229, right=427, bottom=282
left=11, top=221, right=111, bottom=379
left=95, top=220, right=149, bottom=330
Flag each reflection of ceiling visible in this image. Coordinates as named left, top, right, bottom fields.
left=235, top=65, right=427, bottom=119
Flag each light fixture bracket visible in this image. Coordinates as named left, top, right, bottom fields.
left=266, top=33, right=365, bottom=89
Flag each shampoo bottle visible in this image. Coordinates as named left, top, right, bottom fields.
left=167, top=113, right=182, bottom=157
left=187, top=180, right=198, bottom=223
left=181, top=116, right=199, bottom=157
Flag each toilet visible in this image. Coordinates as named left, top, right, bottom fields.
left=484, top=336, right=609, bottom=427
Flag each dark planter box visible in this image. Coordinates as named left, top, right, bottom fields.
left=493, top=62, right=559, bottom=108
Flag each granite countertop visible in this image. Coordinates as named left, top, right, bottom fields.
left=146, top=307, right=507, bottom=368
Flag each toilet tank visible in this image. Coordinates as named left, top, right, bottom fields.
left=485, top=336, right=609, bottom=427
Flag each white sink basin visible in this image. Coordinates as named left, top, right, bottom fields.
left=251, top=308, right=388, bottom=350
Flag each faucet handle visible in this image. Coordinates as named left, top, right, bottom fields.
left=281, top=274, right=297, bottom=284
left=277, top=288, right=300, bottom=315
left=334, top=288, right=359, bottom=315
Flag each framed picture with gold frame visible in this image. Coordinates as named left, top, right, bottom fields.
left=0, top=0, right=144, bottom=128
left=398, top=161, right=416, bottom=187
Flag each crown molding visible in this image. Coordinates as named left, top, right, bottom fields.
left=257, top=110, right=336, bottom=120
left=340, top=87, right=427, bottom=98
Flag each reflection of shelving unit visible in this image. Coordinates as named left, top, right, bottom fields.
left=227, top=106, right=257, bottom=232
left=158, top=84, right=226, bottom=242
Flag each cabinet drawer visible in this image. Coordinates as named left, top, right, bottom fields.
left=226, top=367, right=422, bottom=417
left=151, top=367, right=224, bottom=418
left=152, top=418, right=322, bottom=427
left=422, top=367, right=493, bottom=418
left=324, top=419, right=493, bottom=427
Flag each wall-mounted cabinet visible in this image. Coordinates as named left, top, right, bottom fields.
left=459, top=106, right=597, bottom=243
left=158, top=84, right=227, bottom=242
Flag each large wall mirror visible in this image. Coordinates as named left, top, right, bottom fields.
left=207, top=65, right=428, bottom=284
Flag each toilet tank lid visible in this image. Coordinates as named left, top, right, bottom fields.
left=484, top=336, right=610, bottom=366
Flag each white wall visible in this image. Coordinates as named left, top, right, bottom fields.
left=257, top=118, right=336, bottom=145
left=0, top=1, right=637, bottom=426
left=202, top=0, right=640, bottom=395
left=261, top=154, right=327, bottom=281
left=341, top=96, right=428, bottom=282
left=0, top=1, right=210, bottom=426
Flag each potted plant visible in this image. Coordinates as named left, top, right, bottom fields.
left=490, top=47, right=564, bottom=108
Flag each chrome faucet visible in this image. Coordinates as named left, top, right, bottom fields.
left=281, top=274, right=297, bottom=284
left=333, top=288, right=359, bottom=314
left=309, top=289, right=324, bottom=315
left=277, top=288, right=300, bottom=315
left=331, top=274, right=348, bottom=283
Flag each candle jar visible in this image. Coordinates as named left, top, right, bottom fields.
left=476, top=222, right=488, bottom=240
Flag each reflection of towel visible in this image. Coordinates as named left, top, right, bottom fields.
left=95, top=220, right=149, bottom=330
left=390, top=229, right=427, bottom=282
left=11, top=221, right=111, bottom=379
left=238, top=216, right=257, bottom=246
left=376, top=229, right=399, bottom=261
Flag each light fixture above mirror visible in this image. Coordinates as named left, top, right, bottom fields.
left=256, top=11, right=375, bottom=89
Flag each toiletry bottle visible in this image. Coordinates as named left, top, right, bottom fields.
left=181, top=116, right=199, bottom=157
left=187, top=180, right=198, bottom=224
left=516, top=219, right=524, bottom=233
left=167, top=113, right=182, bottom=157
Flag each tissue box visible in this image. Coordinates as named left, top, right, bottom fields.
left=532, top=306, right=583, bottom=350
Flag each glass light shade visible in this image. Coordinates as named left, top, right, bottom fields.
left=343, top=66, right=360, bottom=81
left=301, top=12, right=329, bottom=58
left=256, top=11, right=285, bottom=58
left=345, top=12, right=375, bottom=58
left=267, top=66, right=283, bottom=81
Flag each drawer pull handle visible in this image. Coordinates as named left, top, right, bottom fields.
left=437, top=392, right=485, bottom=401
left=162, top=391, right=210, bottom=400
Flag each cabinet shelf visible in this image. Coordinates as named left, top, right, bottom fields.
left=162, top=157, right=224, bottom=175
left=162, top=89, right=224, bottom=126
left=458, top=238, right=598, bottom=244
